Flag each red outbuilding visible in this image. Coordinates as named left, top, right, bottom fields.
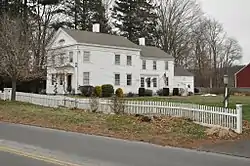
left=235, top=63, right=250, bottom=88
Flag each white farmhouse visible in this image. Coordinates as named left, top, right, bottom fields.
left=46, top=24, right=194, bottom=95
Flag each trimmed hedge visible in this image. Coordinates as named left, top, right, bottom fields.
left=163, top=88, right=170, bottom=96
left=138, top=88, right=145, bottom=97
left=145, top=89, right=153, bottom=96
left=94, top=86, right=102, bottom=97
left=101, top=84, right=114, bottom=97
left=115, top=88, right=124, bottom=98
left=79, top=85, right=94, bottom=97
left=173, top=88, right=179, bottom=96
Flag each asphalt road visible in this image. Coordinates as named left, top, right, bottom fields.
left=1, top=122, right=250, bottom=166
left=0, top=151, right=58, bottom=166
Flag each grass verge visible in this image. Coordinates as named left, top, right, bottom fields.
left=0, top=100, right=250, bottom=149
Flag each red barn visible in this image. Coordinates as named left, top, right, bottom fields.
left=235, top=63, right=250, bottom=88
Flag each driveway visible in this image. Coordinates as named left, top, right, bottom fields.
left=0, top=122, right=250, bottom=166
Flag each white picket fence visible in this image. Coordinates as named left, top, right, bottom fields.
left=0, top=90, right=243, bottom=133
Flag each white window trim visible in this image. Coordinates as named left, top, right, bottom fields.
left=83, top=72, right=90, bottom=85
left=127, top=55, right=132, bottom=66
left=115, top=54, right=120, bottom=65
left=126, top=74, right=132, bottom=86
left=69, top=51, right=73, bottom=63
left=153, top=61, right=157, bottom=70
left=152, top=78, right=157, bottom=88
left=165, top=61, right=168, bottom=70
left=142, top=60, right=146, bottom=70
left=114, top=73, right=120, bottom=85
left=140, top=77, right=145, bottom=88
left=83, top=51, right=90, bottom=62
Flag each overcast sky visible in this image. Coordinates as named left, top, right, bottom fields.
left=198, top=0, right=250, bottom=65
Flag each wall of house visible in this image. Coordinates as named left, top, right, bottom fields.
left=236, top=65, right=250, bottom=88
left=139, top=58, right=174, bottom=93
left=75, top=45, right=141, bottom=94
left=46, top=29, right=175, bottom=95
left=46, top=44, right=175, bottom=94
left=173, top=76, right=194, bottom=93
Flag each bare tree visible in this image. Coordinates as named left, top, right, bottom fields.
left=155, top=0, right=202, bottom=65
left=29, top=1, right=61, bottom=79
left=0, top=14, right=33, bottom=100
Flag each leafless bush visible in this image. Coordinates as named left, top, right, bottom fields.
left=109, top=96, right=125, bottom=115
left=89, top=95, right=100, bottom=113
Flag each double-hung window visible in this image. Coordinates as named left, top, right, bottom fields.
left=83, top=72, right=90, bottom=85
left=127, top=74, right=132, bottom=86
left=142, top=60, right=146, bottom=69
left=115, top=74, right=120, bottom=85
left=127, top=55, right=132, bottom=66
left=153, top=61, right=157, bottom=70
left=83, top=51, right=90, bottom=62
left=115, top=54, right=120, bottom=65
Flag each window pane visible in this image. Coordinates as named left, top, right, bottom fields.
left=115, top=54, right=120, bottom=65
left=127, top=56, right=132, bottom=66
left=83, top=72, right=90, bottom=85
left=146, top=78, right=151, bottom=87
left=153, top=78, right=157, bottom=87
left=165, top=61, right=168, bottom=70
left=127, top=74, right=132, bottom=86
left=140, top=77, right=144, bottom=87
left=153, top=61, right=157, bottom=70
left=142, top=60, right=146, bottom=69
left=83, top=51, right=90, bottom=62
left=115, top=74, right=120, bottom=85
left=69, top=52, right=73, bottom=62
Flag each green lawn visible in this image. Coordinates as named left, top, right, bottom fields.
left=126, top=95, right=250, bottom=121
left=69, top=94, right=250, bottom=121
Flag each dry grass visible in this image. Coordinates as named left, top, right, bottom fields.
left=0, top=100, right=207, bottom=147
left=1, top=100, right=250, bottom=148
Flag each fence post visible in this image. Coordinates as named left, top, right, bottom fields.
left=236, top=104, right=243, bottom=134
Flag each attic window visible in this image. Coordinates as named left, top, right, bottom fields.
left=58, top=39, right=65, bottom=45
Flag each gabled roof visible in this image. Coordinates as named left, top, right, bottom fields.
left=235, top=63, right=250, bottom=76
left=139, top=45, right=173, bottom=59
left=62, top=28, right=140, bottom=49
left=62, top=28, right=174, bottom=59
left=174, top=66, right=194, bottom=76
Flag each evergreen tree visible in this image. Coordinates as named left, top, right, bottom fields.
left=112, top=0, right=157, bottom=45
left=57, top=0, right=111, bottom=33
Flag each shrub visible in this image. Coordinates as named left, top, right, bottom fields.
left=115, top=88, right=124, bottom=98
left=194, top=87, right=200, bottom=94
left=79, top=85, right=94, bottom=97
left=94, top=86, right=102, bottom=97
left=163, top=88, right=170, bottom=96
left=173, top=88, right=179, bottom=96
left=144, top=89, right=153, bottom=96
left=156, top=89, right=163, bottom=96
left=126, top=92, right=136, bottom=97
left=101, top=84, right=114, bottom=97
left=138, top=88, right=145, bottom=97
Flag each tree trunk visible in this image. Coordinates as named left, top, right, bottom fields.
left=11, top=78, right=17, bottom=101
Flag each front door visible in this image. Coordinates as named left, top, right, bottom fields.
left=67, top=74, right=72, bottom=92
